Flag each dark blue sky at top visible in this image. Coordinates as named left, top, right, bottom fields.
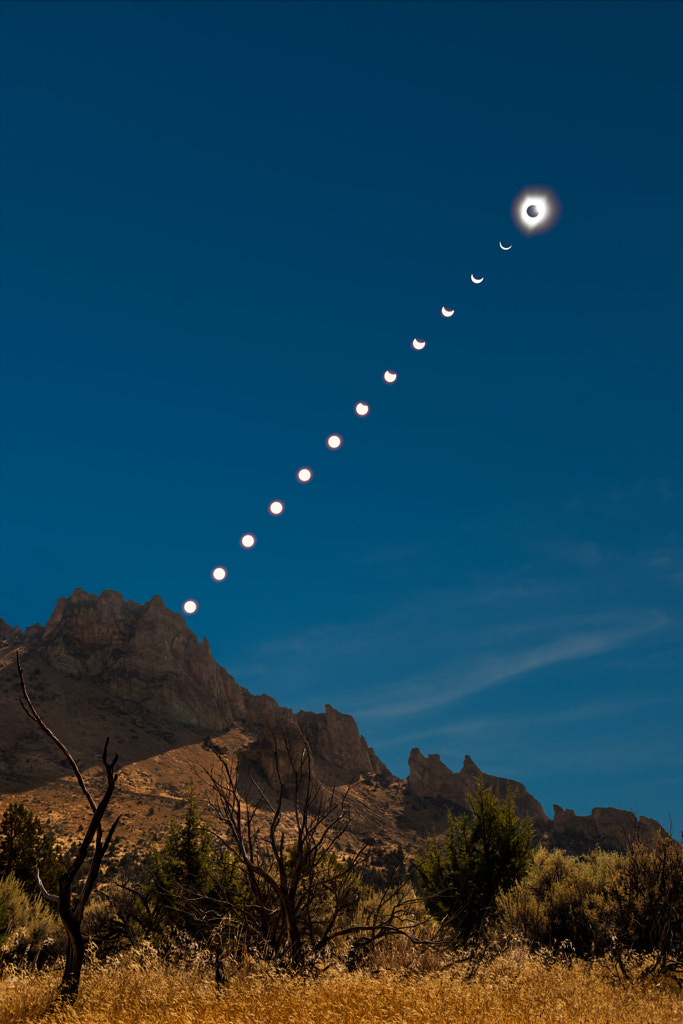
left=1, top=2, right=682, bottom=833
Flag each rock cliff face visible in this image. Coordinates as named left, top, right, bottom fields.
left=407, top=749, right=549, bottom=823
left=39, top=589, right=243, bottom=730
left=238, top=704, right=397, bottom=797
left=1, top=588, right=393, bottom=795
left=296, top=705, right=394, bottom=785
left=550, top=805, right=663, bottom=854
left=403, top=748, right=662, bottom=852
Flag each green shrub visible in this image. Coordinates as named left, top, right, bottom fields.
left=494, top=845, right=621, bottom=957
left=607, top=830, right=683, bottom=974
left=148, top=788, right=247, bottom=948
left=0, top=802, right=66, bottom=894
left=0, top=871, right=62, bottom=966
left=415, top=777, right=535, bottom=945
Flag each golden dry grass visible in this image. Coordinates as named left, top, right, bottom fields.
left=1, top=949, right=682, bottom=1024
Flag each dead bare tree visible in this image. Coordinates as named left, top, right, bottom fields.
left=206, top=728, right=421, bottom=970
left=17, top=653, right=120, bottom=1003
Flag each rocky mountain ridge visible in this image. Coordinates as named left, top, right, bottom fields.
left=0, top=589, right=665, bottom=857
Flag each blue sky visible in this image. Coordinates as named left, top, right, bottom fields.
left=1, top=2, right=682, bottom=835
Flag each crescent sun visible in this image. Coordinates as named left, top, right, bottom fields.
left=441, top=306, right=455, bottom=318
left=499, top=242, right=512, bottom=250
left=470, top=274, right=484, bottom=284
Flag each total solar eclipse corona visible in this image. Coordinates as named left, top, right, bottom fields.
left=181, top=184, right=561, bottom=614
left=511, top=184, right=562, bottom=236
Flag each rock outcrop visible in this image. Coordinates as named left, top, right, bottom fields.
left=39, top=588, right=244, bottom=730
left=407, top=749, right=549, bottom=824
left=296, top=705, right=395, bottom=786
left=1, top=588, right=393, bottom=795
left=238, top=704, right=396, bottom=800
left=550, top=805, right=663, bottom=854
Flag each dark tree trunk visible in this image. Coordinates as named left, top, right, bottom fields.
left=58, top=890, right=85, bottom=1003
left=60, top=930, right=85, bottom=1003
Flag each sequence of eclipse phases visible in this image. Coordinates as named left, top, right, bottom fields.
left=181, top=185, right=561, bottom=616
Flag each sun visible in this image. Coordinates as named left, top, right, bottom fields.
left=511, top=185, right=561, bottom=236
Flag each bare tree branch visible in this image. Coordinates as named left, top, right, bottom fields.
left=34, top=866, right=58, bottom=904
left=16, top=653, right=121, bottom=1003
left=17, top=652, right=97, bottom=815
left=203, top=727, right=423, bottom=969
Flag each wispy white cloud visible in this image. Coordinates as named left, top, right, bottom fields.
left=355, top=610, right=669, bottom=719
left=530, top=534, right=683, bottom=592
left=385, top=691, right=678, bottom=748
left=234, top=575, right=583, bottom=681
left=225, top=546, right=676, bottom=728
left=530, top=538, right=607, bottom=570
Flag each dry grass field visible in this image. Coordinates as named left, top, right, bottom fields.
left=1, top=948, right=682, bottom=1024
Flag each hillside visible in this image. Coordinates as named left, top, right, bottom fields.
left=0, top=589, right=664, bottom=858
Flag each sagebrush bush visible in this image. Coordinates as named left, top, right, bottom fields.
left=607, top=830, right=683, bottom=974
left=494, top=845, right=622, bottom=956
left=0, top=872, right=62, bottom=967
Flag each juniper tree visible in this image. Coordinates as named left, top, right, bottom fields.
left=0, top=802, right=66, bottom=894
left=149, top=786, right=246, bottom=946
left=415, top=776, right=534, bottom=945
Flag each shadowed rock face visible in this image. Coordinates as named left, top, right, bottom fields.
left=407, top=749, right=549, bottom=823
left=550, top=804, right=664, bottom=855
left=404, top=748, right=662, bottom=852
left=39, top=589, right=243, bottom=730
left=296, top=705, right=393, bottom=785
left=0, top=589, right=394, bottom=794
left=237, top=704, right=397, bottom=799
